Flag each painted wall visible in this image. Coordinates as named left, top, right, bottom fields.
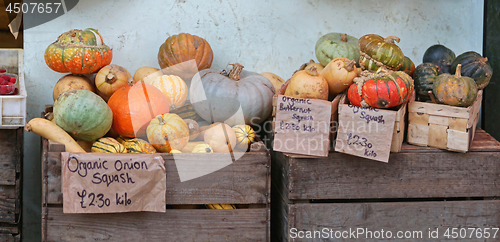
left=22, top=0, right=483, bottom=240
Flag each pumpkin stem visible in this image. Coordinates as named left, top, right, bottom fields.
left=428, top=90, right=437, bottom=103
left=384, top=36, right=401, bottom=44
left=480, top=57, right=488, bottom=63
left=341, top=33, right=347, bottom=42
left=228, top=63, right=244, bottom=81
left=455, top=64, right=462, bottom=78
left=127, top=78, right=136, bottom=86
left=345, top=60, right=356, bottom=72
left=106, top=73, right=117, bottom=84
left=306, top=66, right=319, bottom=76
left=156, top=115, right=166, bottom=125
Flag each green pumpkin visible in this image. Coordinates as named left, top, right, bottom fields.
left=413, top=63, right=440, bottom=101
left=432, top=64, right=478, bottom=107
left=450, top=51, right=493, bottom=89
left=54, top=89, right=113, bottom=141
left=315, top=33, right=360, bottom=67
left=398, top=56, right=415, bottom=77
left=422, top=44, right=456, bottom=63
left=358, top=34, right=405, bottom=71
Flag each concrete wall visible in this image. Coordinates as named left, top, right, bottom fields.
left=22, top=0, right=483, bottom=240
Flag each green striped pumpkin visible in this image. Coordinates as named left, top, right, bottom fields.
left=116, top=137, right=157, bottom=153
left=91, top=137, right=127, bottom=153
left=205, top=204, right=236, bottom=209
left=359, top=34, right=405, bottom=71
left=171, top=101, right=204, bottom=122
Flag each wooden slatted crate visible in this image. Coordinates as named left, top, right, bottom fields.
left=407, top=90, right=482, bottom=152
left=41, top=112, right=270, bottom=241
left=0, top=128, right=22, bottom=242
left=272, top=129, right=500, bottom=242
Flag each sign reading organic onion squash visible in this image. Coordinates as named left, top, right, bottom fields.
left=62, top=153, right=166, bottom=214
left=273, top=95, right=332, bottom=157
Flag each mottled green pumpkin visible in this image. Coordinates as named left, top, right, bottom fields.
left=450, top=51, right=493, bottom=89
left=413, top=63, right=440, bottom=101
left=315, top=33, right=360, bottom=67
left=398, top=56, right=415, bottom=77
left=422, top=44, right=456, bottom=63
left=359, top=34, right=405, bottom=71
left=433, top=65, right=478, bottom=107
left=54, top=89, right=113, bottom=141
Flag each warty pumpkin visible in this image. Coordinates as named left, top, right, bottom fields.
left=91, top=137, right=127, bottom=153
left=147, top=75, right=188, bottom=111
left=348, top=69, right=414, bottom=109
left=433, top=64, right=478, bottom=107
left=358, top=34, right=404, bottom=71
left=95, top=64, right=132, bottom=98
left=191, top=63, right=275, bottom=126
left=146, top=113, right=189, bottom=153
left=45, top=28, right=112, bottom=74
left=108, top=80, right=170, bottom=138
left=52, top=74, right=95, bottom=101
left=158, top=33, right=213, bottom=71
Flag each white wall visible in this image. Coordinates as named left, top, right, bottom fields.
left=22, top=0, right=483, bottom=240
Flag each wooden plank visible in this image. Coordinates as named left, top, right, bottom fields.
left=271, top=147, right=291, bottom=242
left=408, top=112, right=429, bottom=125
left=43, top=207, right=268, bottom=241
left=407, top=123, right=429, bottom=146
left=288, top=200, right=500, bottom=242
left=44, top=148, right=270, bottom=205
left=447, top=129, right=470, bottom=153
left=0, top=234, right=14, bottom=242
left=279, top=149, right=500, bottom=200
left=0, top=185, right=15, bottom=200
left=0, top=225, right=18, bottom=234
left=408, top=101, right=471, bottom=119
left=0, top=197, right=15, bottom=223
left=449, top=117, right=468, bottom=132
left=0, top=169, right=15, bottom=185
left=428, top=115, right=449, bottom=126
left=428, top=124, right=448, bottom=149
left=0, top=129, right=19, bottom=170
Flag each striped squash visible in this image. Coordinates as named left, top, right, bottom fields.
left=146, top=113, right=189, bottom=153
left=91, top=137, right=127, bottom=153
left=233, top=125, right=256, bottom=151
left=359, top=34, right=405, bottom=71
left=116, top=137, right=156, bottom=153
left=205, top=204, right=236, bottom=209
left=348, top=70, right=414, bottom=109
left=148, top=75, right=188, bottom=111
left=171, top=100, right=204, bottom=122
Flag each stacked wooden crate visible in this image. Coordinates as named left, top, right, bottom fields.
left=41, top=105, right=271, bottom=241
left=272, top=129, right=500, bottom=241
left=0, top=128, right=22, bottom=242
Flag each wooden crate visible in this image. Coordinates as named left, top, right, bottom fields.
left=41, top=115, right=270, bottom=241
left=272, top=129, right=500, bottom=242
left=407, top=90, right=482, bottom=152
left=0, top=128, right=22, bottom=242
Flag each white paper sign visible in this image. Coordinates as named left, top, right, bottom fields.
left=334, top=104, right=396, bottom=163
left=273, top=95, right=332, bottom=157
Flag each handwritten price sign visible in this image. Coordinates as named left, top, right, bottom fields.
left=335, top=103, right=396, bottom=163
left=62, top=153, right=166, bottom=213
left=273, top=95, right=332, bottom=157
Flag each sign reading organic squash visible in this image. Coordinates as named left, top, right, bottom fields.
left=273, top=95, right=332, bottom=157
left=61, top=153, right=166, bottom=214
left=334, top=102, right=396, bottom=163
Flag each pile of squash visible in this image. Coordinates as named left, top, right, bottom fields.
left=26, top=29, right=262, bottom=156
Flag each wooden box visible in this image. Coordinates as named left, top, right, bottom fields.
left=41, top=112, right=270, bottom=241
left=407, top=90, right=482, bottom=152
left=0, top=128, right=22, bottom=242
left=272, top=129, right=500, bottom=242
left=337, top=94, right=407, bottom=153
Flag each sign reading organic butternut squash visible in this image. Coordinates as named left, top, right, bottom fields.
left=61, top=153, right=166, bottom=213
left=273, top=95, right=332, bottom=157
left=334, top=99, right=397, bottom=163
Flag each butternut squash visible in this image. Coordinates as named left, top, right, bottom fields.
left=25, top=118, right=86, bottom=153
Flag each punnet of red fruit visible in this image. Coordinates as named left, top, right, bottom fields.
left=0, top=70, right=19, bottom=95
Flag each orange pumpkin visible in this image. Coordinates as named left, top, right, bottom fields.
left=320, top=57, right=357, bottom=96
left=147, top=75, right=188, bottom=111
left=204, top=123, right=237, bottom=153
left=146, top=113, right=189, bottom=152
left=44, top=28, right=112, bottom=74
left=260, top=72, right=286, bottom=93
left=108, top=81, right=170, bottom=138
left=158, top=33, right=213, bottom=71
left=95, top=64, right=132, bottom=98
left=284, top=66, right=329, bottom=100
